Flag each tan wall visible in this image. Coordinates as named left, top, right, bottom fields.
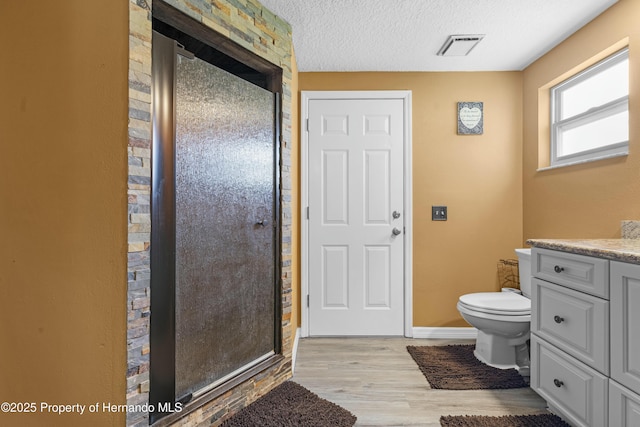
left=0, top=2, right=128, bottom=426
left=523, top=0, right=640, bottom=240
left=299, top=72, right=523, bottom=327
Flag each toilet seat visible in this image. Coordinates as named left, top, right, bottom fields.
left=458, top=292, right=530, bottom=316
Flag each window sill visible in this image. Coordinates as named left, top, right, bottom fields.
left=537, top=151, right=628, bottom=172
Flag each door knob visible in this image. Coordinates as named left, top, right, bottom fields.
left=392, top=210, right=401, bottom=219
left=392, top=227, right=402, bottom=236
left=256, top=220, right=268, bottom=226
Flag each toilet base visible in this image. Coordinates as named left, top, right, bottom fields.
left=474, top=330, right=530, bottom=374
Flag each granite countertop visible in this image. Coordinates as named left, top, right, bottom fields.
left=526, top=239, right=640, bottom=264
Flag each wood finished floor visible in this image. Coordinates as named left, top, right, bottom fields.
left=292, top=337, right=549, bottom=426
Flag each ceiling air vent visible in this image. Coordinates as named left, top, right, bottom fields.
left=437, top=35, right=485, bottom=56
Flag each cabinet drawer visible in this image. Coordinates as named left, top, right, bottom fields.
left=611, top=261, right=640, bottom=393
left=531, top=335, right=608, bottom=427
left=610, top=381, right=640, bottom=427
left=532, top=278, right=609, bottom=374
left=532, top=248, right=609, bottom=298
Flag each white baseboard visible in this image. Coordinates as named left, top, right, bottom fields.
left=291, top=327, right=301, bottom=374
left=412, top=327, right=477, bottom=339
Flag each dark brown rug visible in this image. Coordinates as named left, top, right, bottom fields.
left=220, top=381, right=357, bottom=427
left=407, top=344, right=528, bottom=389
left=440, top=414, right=571, bottom=426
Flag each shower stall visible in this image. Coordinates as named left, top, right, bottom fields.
left=150, top=22, right=281, bottom=422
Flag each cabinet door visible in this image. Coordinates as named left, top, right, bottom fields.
left=610, top=381, right=640, bottom=427
left=611, top=261, right=640, bottom=394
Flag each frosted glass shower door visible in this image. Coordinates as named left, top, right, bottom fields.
left=173, top=52, right=276, bottom=399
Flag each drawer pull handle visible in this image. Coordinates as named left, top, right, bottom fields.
left=553, top=379, right=564, bottom=388
left=554, top=315, right=564, bottom=324
left=554, top=265, right=565, bottom=273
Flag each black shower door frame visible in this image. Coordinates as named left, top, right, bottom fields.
left=149, top=7, right=283, bottom=423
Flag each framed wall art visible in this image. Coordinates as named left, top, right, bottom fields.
left=457, top=102, right=483, bottom=135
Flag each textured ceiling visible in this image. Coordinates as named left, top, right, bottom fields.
left=258, top=0, right=619, bottom=72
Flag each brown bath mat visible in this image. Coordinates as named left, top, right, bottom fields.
left=440, top=414, right=570, bottom=426
left=407, top=344, right=528, bottom=389
left=220, top=380, right=357, bottom=427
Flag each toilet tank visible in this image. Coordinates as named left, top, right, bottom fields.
left=515, top=248, right=532, bottom=297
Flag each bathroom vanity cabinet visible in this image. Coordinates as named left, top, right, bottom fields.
left=527, top=241, right=640, bottom=427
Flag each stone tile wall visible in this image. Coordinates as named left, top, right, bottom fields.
left=127, top=0, right=293, bottom=425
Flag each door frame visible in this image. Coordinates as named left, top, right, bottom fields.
left=300, top=90, right=413, bottom=338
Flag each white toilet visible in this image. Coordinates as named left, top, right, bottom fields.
left=457, top=248, right=532, bottom=374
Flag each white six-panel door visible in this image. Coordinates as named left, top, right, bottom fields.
left=305, top=95, right=409, bottom=336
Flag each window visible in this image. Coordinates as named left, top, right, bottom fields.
left=550, top=48, right=629, bottom=167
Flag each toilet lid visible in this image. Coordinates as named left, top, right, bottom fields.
left=458, top=292, right=530, bottom=315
